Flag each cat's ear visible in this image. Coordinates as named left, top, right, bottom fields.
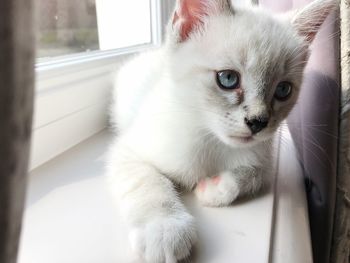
left=171, top=0, right=233, bottom=42
left=290, top=0, right=338, bottom=44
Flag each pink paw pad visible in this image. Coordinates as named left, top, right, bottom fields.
left=211, top=176, right=221, bottom=185
left=197, top=180, right=207, bottom=192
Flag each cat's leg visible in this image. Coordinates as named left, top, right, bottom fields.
left=194, top=167, right=263, bottom=207
left=109, top=149, right=197, bottom=263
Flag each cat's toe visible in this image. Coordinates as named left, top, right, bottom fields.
left=195, top=173, right=239, bottom=207
left=129, top=213, right=197, bottom=263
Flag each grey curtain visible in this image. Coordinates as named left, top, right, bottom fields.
left=0, top=0, right=35, bottom=263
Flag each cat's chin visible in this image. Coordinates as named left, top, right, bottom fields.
left=216, top=133, right=272, bottom=148
left=215, top=133, right=258, bottom=148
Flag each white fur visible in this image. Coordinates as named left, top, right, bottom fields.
left=106, top=0, right=336, bottom=262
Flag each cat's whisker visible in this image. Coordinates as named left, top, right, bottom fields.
left=278, top=131, right=321, bottom=182
left=278, top=124, right=336, bottom=169
left=287, top=124, right=339, bottom=139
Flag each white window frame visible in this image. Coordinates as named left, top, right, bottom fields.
left=30, top=0, right=175, bottom=170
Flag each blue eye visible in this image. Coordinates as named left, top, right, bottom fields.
left=274, top=81, right=292, bottom=101
left=216, top=70, right=240, bottom=90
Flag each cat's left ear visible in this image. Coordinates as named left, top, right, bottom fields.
left=171, top=0, right=233, bottom=42
left=290, top=0, right=338, bottom=44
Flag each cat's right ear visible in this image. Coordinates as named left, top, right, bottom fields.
left=290, top=0, right=338, bottom=44
left=170, top=0, right=233, bottom=42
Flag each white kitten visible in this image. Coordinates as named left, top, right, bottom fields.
left=107, top=0, right=336, bottom=262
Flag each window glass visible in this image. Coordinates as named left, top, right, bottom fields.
left=36, top=0, right=152, bottom=59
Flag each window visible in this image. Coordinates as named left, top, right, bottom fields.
left=32, top=0, right=174, bottom=170
left=36, top=0, right=156, bottom=60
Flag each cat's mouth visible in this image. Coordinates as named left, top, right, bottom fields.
left=229, top=135, right=254, bottom=143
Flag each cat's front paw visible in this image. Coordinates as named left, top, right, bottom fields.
left=129, top=213, right=197, bottom=263
left=195, top=171, right=239, bottom=207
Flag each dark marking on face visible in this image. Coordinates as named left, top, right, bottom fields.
left=235, top=88, right=244, bottom=104
left=270, top=98, right=275, bottom=111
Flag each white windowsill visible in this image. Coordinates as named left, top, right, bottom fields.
left=19, top=127, right=313, bottom=263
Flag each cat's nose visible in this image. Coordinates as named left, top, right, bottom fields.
left=244, top=117, right=269, bottom=134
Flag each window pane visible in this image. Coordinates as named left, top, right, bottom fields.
left=96, top=0, right=151, bottom=50
left=36, top=0, right=152, bottom=59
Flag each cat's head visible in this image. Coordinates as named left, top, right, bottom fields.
left=165, top=0, right=337, bottom=148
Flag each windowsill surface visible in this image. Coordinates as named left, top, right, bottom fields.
left=19, top=129, right=313, bottom=263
